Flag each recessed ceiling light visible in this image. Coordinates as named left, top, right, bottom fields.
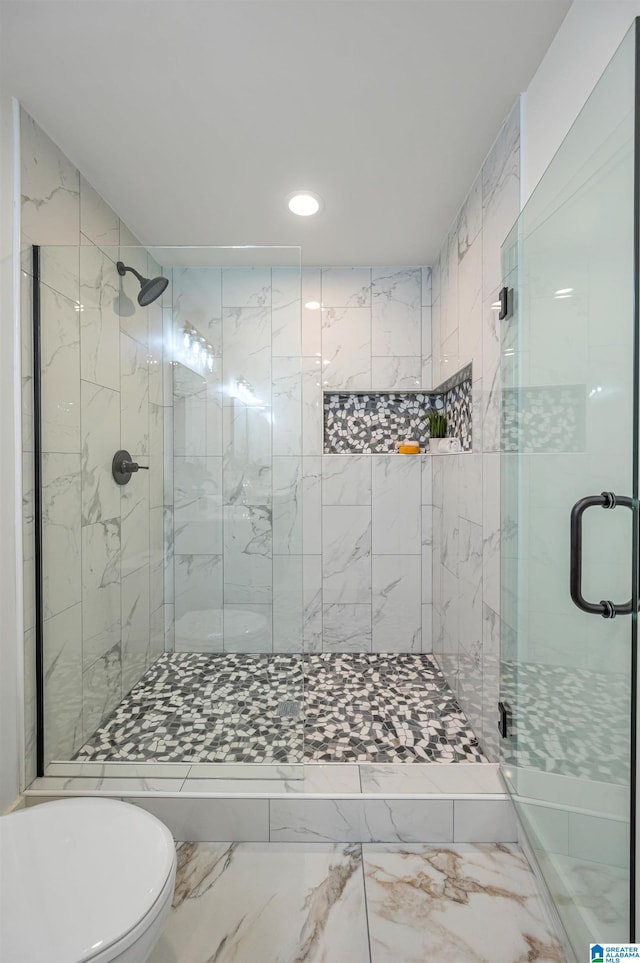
left=305, top=300, right=321, bottom=310
left=288, top=191, right=321, bottom=216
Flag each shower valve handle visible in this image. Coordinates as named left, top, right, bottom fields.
left=112, top=449, right=148, bottom=486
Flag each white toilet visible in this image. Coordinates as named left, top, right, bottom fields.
left=0, top=797, right=177, bottom=963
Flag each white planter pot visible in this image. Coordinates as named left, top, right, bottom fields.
left=429, top=438, right=443, bottom=453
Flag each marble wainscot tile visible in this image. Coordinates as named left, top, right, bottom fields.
left=174, top=456, right=222, bottom=555
left=270, top=799, right=453, bottom=843
left=371, top=456, right=421, bottom=555
left=222, top=306, right=271, bottom=406
left=80, top=244, right=121, bottom=391
left=221, top=266, right=271, bottom=308
left=322, top=453, right=371, bottom=506
left=80, top=175, right=119, bottom=253
left=322, top=505, right=371, bottom=604
left=171, top=267, right=222, bottom=352
left=372, top=554, right=421, bottom=652
left=272, top=555, right=304, bottom=653
left=174, top=555, right=223, bottom=652
left=303, top=554, right=323, bottom=652
left=81, top=381, right=121, bottom=525
left=133, top=797, right=270, bottom=842
left=453, top=800, right=517, bottom=842
left=272, top=266, right=301, bottom=357
left=272, top=357, right=302, bottom=456
left=120, top=332, right=149, bottom=456
left=181, top=764, right=360, bottom=797
left=20, top=107, right=80, bottom=244
left=43, top=603, right=83, bottom=761
left=42, top=452, right=81, bottom=619
left=322, top=603, right=372, bottom=652
left=27, top=775, right=187, bottom=793
left=363, top=843, right=564, bottom=963
left=371, top=267, right=421, bottom=356
left=40, top=284, right=81, bottom=453
left=321, top=306, right=371, bottom=389
left=360, top=763, right=504, bottom=796
left=148, top=841, right=370, bottom=963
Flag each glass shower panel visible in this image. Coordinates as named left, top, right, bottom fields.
left=500, top=24, right=637, bottom=957
left=32, top=244, right=304, bottom=774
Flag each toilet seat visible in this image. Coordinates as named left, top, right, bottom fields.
left=0, top=797, right=177, bottom=963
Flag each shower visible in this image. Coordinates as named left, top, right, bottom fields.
left=116, top=260, right=169, bottom=305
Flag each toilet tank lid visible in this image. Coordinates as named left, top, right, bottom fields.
left=0, top=797, right=176, bottom=963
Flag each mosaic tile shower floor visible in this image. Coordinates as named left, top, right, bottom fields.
left=75, top=652, right=487, bottom=764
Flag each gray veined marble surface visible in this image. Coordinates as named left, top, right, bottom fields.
left=148, top=841, right=564, bottom=963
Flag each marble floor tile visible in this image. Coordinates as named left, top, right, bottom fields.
left=363, top=843, right=565, bottom=962
left=149, top=842, right=370, bottom=963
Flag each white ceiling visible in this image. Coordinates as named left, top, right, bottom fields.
left=0, top=0, right=571, bottom=265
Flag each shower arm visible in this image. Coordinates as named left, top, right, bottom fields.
left=116, top=261, right=145, bottom=284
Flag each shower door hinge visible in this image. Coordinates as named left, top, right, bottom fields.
left=498, top=701, right=513, bottom=739
left=498, top=286, right=514, bottom=321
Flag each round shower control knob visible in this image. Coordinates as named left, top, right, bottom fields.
left=112, top=450, right=149, bottom=485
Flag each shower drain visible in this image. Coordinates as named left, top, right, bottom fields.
left=277, top=700, right=302, bottom=717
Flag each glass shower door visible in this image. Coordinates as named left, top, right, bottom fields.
left=500, top=23, right=638, bottom=958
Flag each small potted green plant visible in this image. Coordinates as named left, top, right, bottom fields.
left=427, top=412, right=447, bottom=453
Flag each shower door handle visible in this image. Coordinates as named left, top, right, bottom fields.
left=569, top=492, right=634, bottom=618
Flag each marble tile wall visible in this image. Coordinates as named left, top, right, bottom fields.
left=431, top=99, right=521, bottom=760
left=20, top=109, right=172, bottom=776
left=304, top=267, right=434, bottom=652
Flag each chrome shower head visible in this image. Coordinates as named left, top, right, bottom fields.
left=116, top=261, right=169, bottom=306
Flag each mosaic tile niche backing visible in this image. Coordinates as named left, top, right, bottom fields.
left=324, top=369, right=472, bottom=454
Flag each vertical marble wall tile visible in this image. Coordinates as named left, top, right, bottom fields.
left=164, top=602, right=175, bottom=652
left=148, top=300, right=164, bottom=407
left=273, top=555, right=303, bottom=652
left=483, top=452, right=501, bottom=616
left=80, top=175, right=119, bottom=253
left=322, top=454, right=371, bottom=506
left=174, top=456, right=222, bottom=555
left=206, top=373, right=223, bottom=458
left=372, top=555, right=421, bottom=652
left=23, top=628, right=37, bottom=786
left=302, top=268, right=321, bottom=356
left=303, top=555, right=323, bottom=652
left=272, top=267, right=301, bottom=357
left=273, top=457, right=302, bottom=555
left=121, top=456, right=150, bottom=576
left=422, top=266, right=433, bottom=307
left=322, top=603, right=372, bottom=652
left=121, top=566, right=150, bottom=694
left=223, top=504, right=272, bottom=603
left=482, top=293, right=502, bottom=453
left=172, top=267, right=222, bottom=352
left=422, top=603, right=433, bottom=653
left=80, top=244, right=120, bottom=391
left=43, top=603, right=83, bottom=761
left=302, top=457, right=322, bottom=555
left=482, top=603, right=500, bottom=761
left=40, top=284, right=81, bottom=453
left=371, top=456, right=421, bottom=555
left=21, top=270, right=34, bottom=453
left=371, top=267, right=421, bottom=356
left=82, top=641, right=122, bottom=741
left=222, top=267, right=271, bottom=308
left=173, top=364, right=206, bottom=458
left=421, top=457, right=433, bottom=507
left=322, top=506, right=371, bottom=604
left=371, top=356, right=421, bottom=390
left=120, top=333, right=150, bottom=456
left=20, top=108, right=80, bottom=245
left=422, top=513, right=433, bottom=605
left=321, top=307, right=371, bottom=390
left=482, top=99, right=521, bottom=297
left=149, top=402, right=165, bottom=509
left=321, top=267, right=371, bottom=307
left=149, top=603, right=166, bottom=661
left=174, top=555, right=223, bottom=648
left=150, top=506, right=165, bottom=614
left=223, top=603, right=272, bottom=653
left=82, top=517, right=121, bottom=668
left=458, top=232, right=483, bottom=368
left=272, top=357, right=302, bottom=456
left=42, top=452, right=81, bottom=620
left=302, top=356, right=323, bottom=455
left=222, top=306, right=272, bottom=405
